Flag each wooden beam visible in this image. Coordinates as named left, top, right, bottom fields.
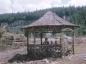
left=40, top=33, right=43, bottom=45
left=27, top=32, right=29, bottom=54
left=72, top=30, right=75, bottom=54
left=60, top=32, right=63, bottom=57
left=33, top=32, right=36, bottom=45
left=60, top=33, right=62, bottom=46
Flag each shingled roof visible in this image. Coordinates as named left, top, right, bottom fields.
left=23, top=11, right=76, bottom=28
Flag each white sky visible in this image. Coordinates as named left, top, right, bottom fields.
left=0, top=0, right=86, bottom=14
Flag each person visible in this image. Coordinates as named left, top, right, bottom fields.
left=55, top=40, right=57, bottom=45
left=43, top=38, right=49, bottom=45
left=43, top=38, right=49, bottom=57
left=51, top=41, right=53, bottom=45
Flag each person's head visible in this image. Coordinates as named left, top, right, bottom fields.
left=45, top=38, right=48, bottom=41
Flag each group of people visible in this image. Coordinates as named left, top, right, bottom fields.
left=43, top=38, right=60, bottom=45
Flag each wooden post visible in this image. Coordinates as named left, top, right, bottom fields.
left=72, top=30, right=75, bottom=54
left=60, top=33, right=62, bottom=46
left=40, top=33, right=43, bottom=45
left=27, top=32, right=29, bottom=54
left=33, top=32, right=36, bottom=45
left=60, top=32, right=63, bottom=57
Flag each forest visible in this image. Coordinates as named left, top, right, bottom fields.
left=0, top=6, right=86, bottom=36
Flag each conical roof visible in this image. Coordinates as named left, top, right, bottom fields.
left=23, top=11, right=76, bottom=28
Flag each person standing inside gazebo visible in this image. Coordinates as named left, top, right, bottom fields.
left=43, top=38, right=49, bottom=45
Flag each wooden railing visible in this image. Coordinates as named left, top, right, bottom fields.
left=27, top=44, right=63, bottom=58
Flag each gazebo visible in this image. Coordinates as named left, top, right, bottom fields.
left=23, top=11, right=78, bottom=58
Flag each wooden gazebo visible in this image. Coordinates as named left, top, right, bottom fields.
left=23, top=11, right=78, bottom=58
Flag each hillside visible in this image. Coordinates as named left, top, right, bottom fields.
left=0, top=6, right=86, bottom=35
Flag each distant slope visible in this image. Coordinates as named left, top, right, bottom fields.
left=0, top=6, right=86, bottom=35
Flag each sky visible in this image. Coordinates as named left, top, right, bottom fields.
left=0, top=0, right=86, bottom=14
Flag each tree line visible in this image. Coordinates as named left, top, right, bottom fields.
left=0, top=6, right=86, bottom=36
